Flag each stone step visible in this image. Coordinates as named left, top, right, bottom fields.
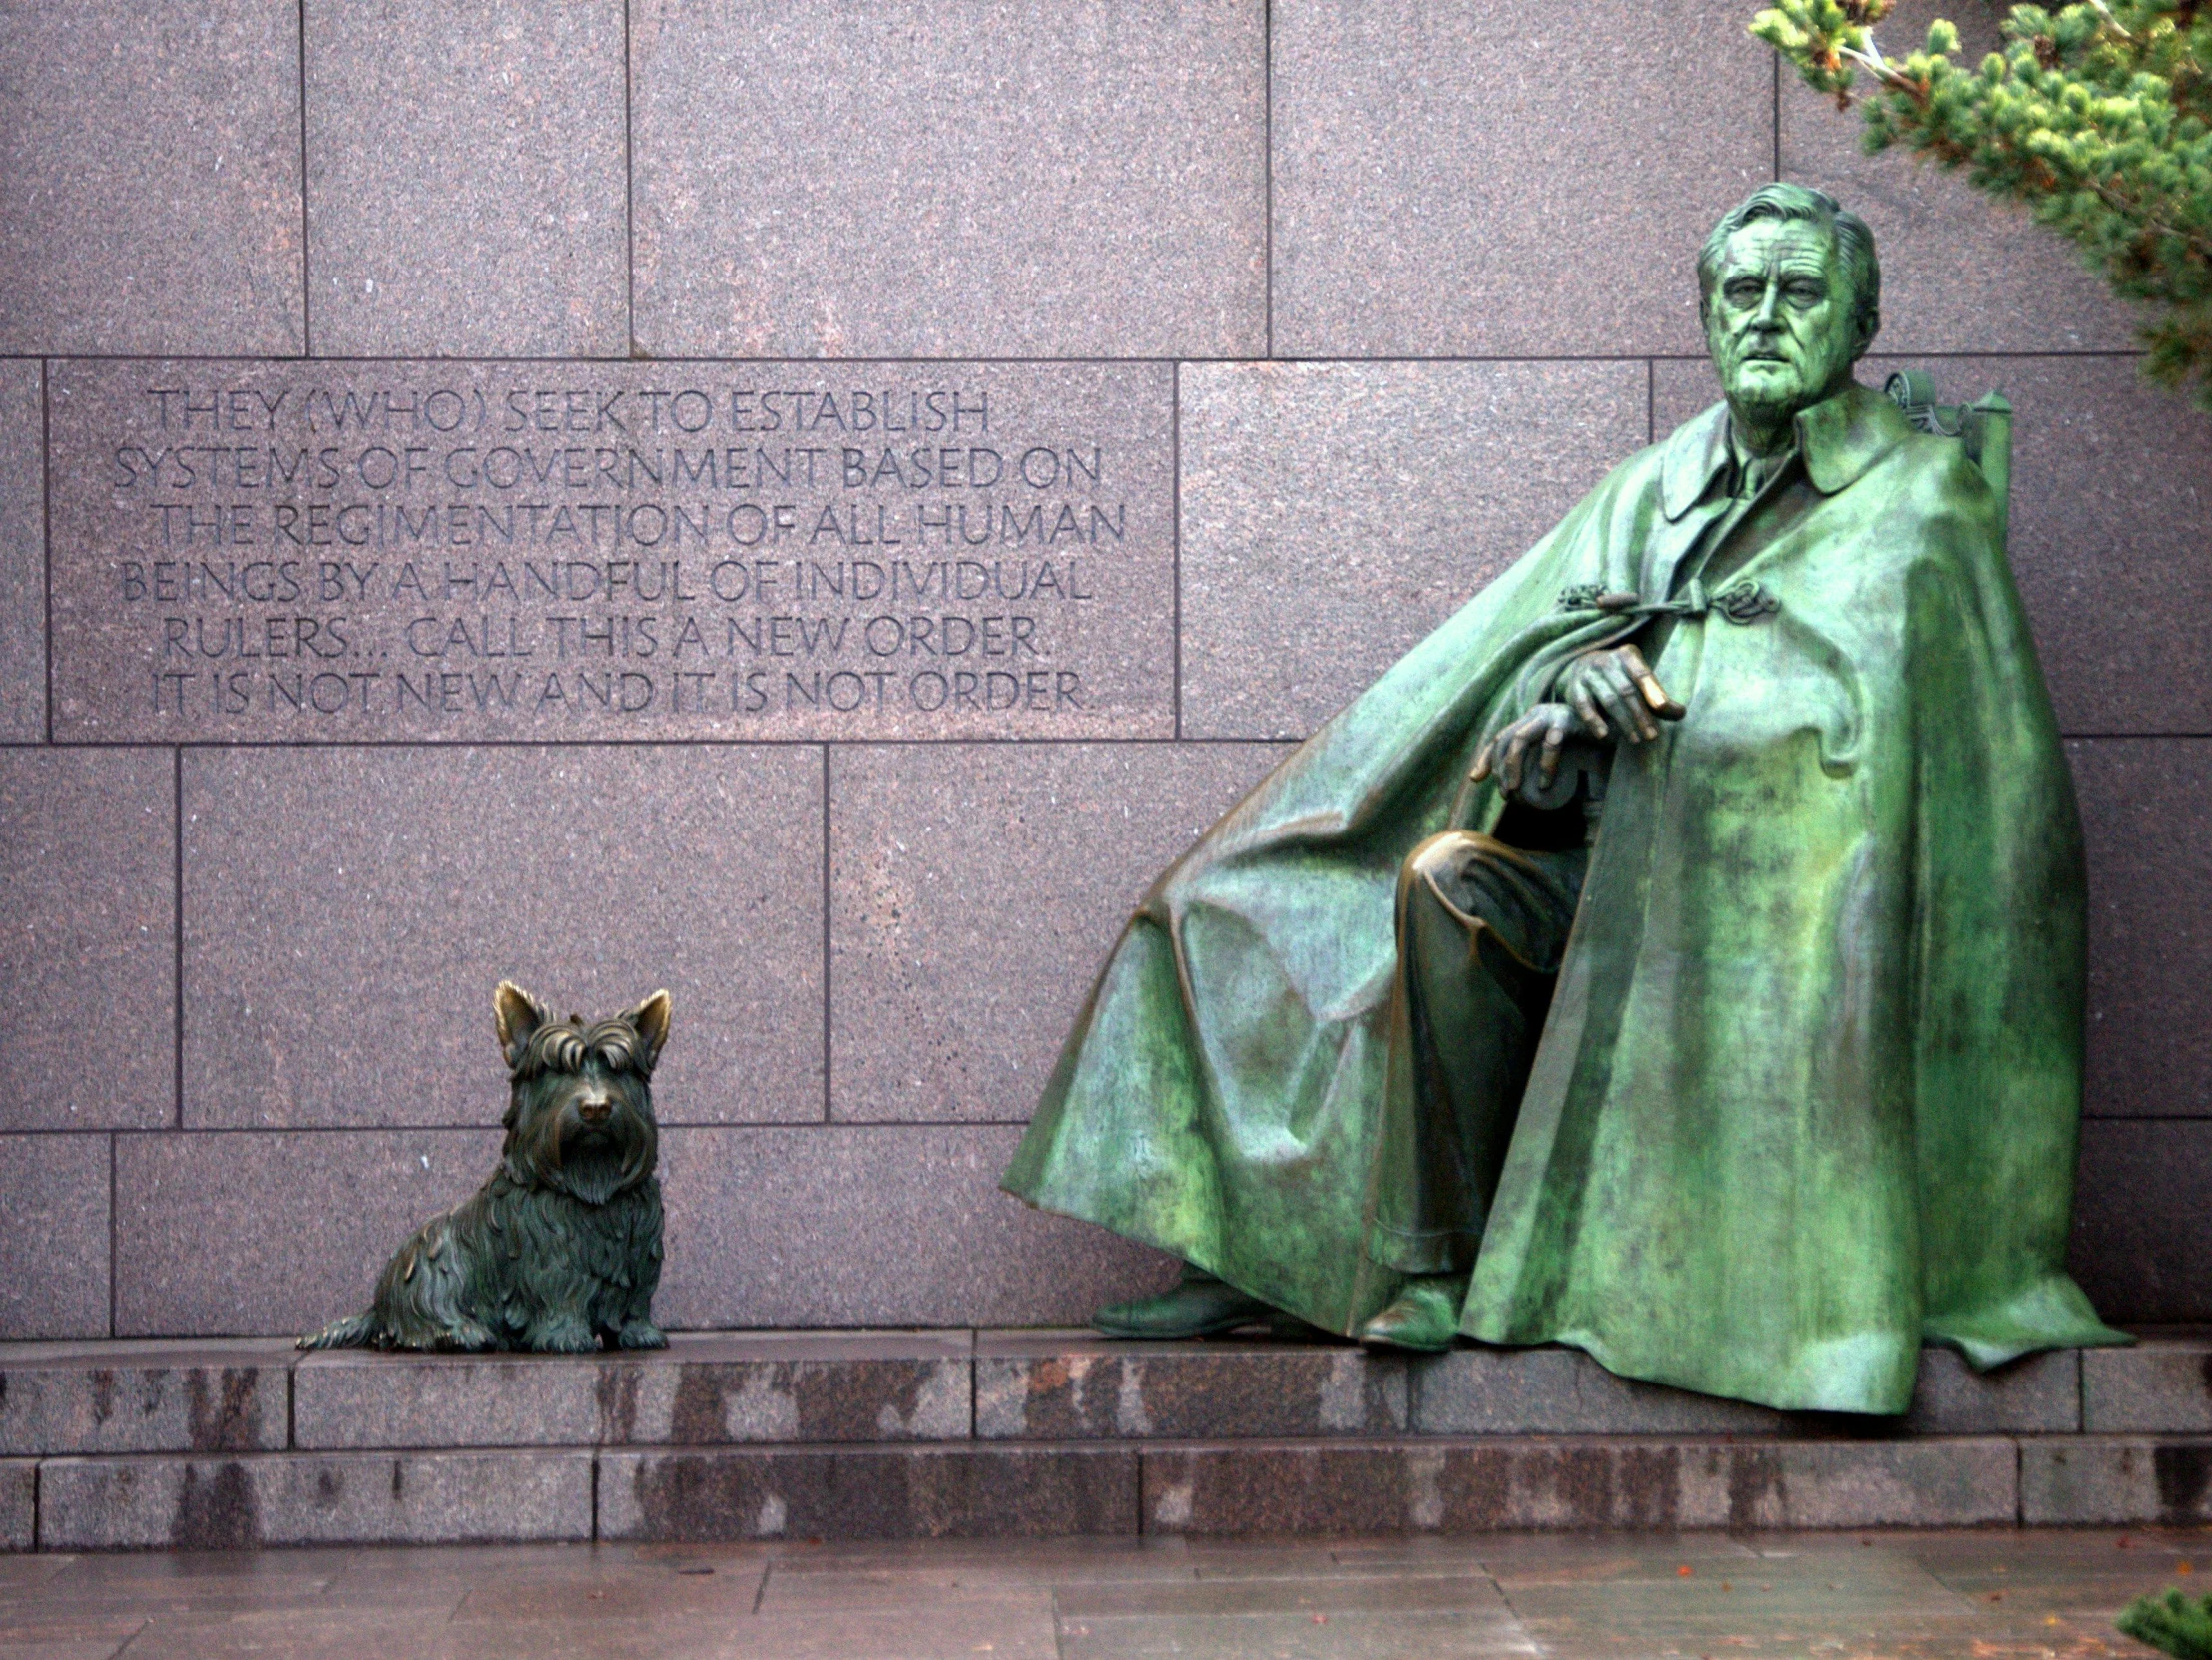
left=6, top=1331, right=2212, bottom=1549
left=13, top=1330, right=2211, bottom=1457
left=15, top=1434, right=2212, bottom=1551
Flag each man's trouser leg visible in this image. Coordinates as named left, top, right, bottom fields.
left=1361, top=830, right=1585, bottom=1350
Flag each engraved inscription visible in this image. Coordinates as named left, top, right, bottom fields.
left=50, top=363, right=1174, bottom=740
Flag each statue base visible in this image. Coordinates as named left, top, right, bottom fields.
left=0, top=1328, right=2194, bottom=1548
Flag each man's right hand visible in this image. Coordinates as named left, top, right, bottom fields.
left=1469, top=702, right=1595, bottom=796
left=1558, top=644, right=1684, bottom=743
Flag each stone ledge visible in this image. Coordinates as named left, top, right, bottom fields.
left=2086, top=1336, right=2212, bottom=1432
left=0, top=1339, right=294, bottom=1456
left=976, top=1334, right=1407, bottom=1440
left=1411, top=1345, right=2082, bottom=1437
left=5, top=1333, right=2195, bottom=1461
left=294, top=1332, right=973, bottom=1451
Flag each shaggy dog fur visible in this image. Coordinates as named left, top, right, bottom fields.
left=300, top=982, right=669, bottom=1353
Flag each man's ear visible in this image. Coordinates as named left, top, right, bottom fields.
left=625, top=990, right=672, bottom=1068
left=1854, top=307, right=1881, bottom=360
left=495, top=981, right=549, bottom=1065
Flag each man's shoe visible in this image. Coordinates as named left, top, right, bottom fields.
left=1358, top=1275, right=1467, bottom=1353
left=1093, top=1268, right=1272, bottom=1338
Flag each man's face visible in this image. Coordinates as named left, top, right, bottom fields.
left=1702, top=218, right=1864, bottom=420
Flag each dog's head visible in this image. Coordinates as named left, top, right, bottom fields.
left=493, top=981, right=668, bottom=1206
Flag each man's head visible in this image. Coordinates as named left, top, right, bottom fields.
left=1698, top=185, right=1879, bottom=430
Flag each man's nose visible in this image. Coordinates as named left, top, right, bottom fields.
left=1752, top=281, right=1784, bottom=327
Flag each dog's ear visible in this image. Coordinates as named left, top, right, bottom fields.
left=494, top=981, right=550, bottom=1065
left=625, top=990, right=672, bottom=1067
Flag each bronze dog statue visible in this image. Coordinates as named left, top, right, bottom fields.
left=301, top=982, right=669, bottom=1353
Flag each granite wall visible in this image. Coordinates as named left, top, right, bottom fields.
left=1, top=0, right=2205, bottom=1341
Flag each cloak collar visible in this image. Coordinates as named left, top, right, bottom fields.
left=1660, top=380, right=1911, bottom=521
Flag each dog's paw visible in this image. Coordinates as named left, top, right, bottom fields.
left=524, top=1319, right=600, bottom=1354
left=618, top=1320, right=668, bottom=1351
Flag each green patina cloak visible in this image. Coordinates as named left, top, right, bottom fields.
left=1002, top=382, right=2125, bottom=1414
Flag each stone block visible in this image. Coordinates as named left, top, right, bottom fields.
left=181, top=745, right=823, bottom=1128
left=304, top=0, right=627, bottom=356
left=114, top=1128, right=500, bottom=1338
left=47, top=359, right=1175, bottom=743
left=2071, top=1120, right=2212, bottom=1326
left=0, top=3, right=302, bottom=354
left=1141, top=1437, right=2016, bottom=1534
left=830, top=743, right=1288, bottom=1122
left=1270, top=0, right=1772, bottom=357
left=975, top=1336, right=1405, bottom=1441
left=0, top=1339, right=292, bottom=1455
left=1961, top=358, right=2209, bottom=737
left=1673, top=1437, right=2024, bottom=1530
left=1903, top=1347, right=2080, bottom=1435
left=37, top=1449, right=593, bottom=1550
left=599, top=1444, right=1139, bottom=1542
left=444, top=1555, right=767, bottom=1623
left=1780, top=0, right=2137, bottom=355
left=1057, top=1575, right=1512, bottom=1617
left=1410, top=1346, right=1781, bottom=1436
left=1180, top=359, right=1648, bottom=740
left=2085, top=1339, right=2212, bottom=1434
left=0, top=749, right=174, bottom=1130
left=2021, top=1437, right=2212, bottom=1526
left=1488, top=1542, right=1986, bottom=1640
left=2073, top=740, right=2212, bottom=1119
left=655, top=1126, right=1179, bottom=1330
left=0, top=1460, right=29, bottom=1552
left=1652, top=356, right=2212, bottom=739
left=1650, top=357, right=1723, bottom=437
left=295, top=1332, right=972, bottom=1449
left=0, top=1135, right=112, bottom=1341
left=0, top=361, right=42, bottom=742
left=1054, top=1575, right=1525, bottom=1658
left=1144, top=1439, right=1712, bottom=1534
left=630, top=0, right=1265, bottom=359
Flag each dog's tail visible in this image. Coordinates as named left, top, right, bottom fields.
left=296, top=1311, right=380, bottom=1351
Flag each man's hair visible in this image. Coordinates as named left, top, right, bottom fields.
left=1696, top=184, right=1880, bottom=344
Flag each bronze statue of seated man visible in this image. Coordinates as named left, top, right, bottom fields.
left=1000, top=184, right=2126, bottom=1415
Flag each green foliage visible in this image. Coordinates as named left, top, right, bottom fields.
left=1751, top=0, right=2212, bottom=408
left=2119, top=1587, right=2212, bottom=1658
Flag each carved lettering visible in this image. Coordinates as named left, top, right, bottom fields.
left=51, top=364, right=1172, bottom=739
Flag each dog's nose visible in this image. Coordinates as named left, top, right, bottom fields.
left=578, top=1097, right=612, bottom=1126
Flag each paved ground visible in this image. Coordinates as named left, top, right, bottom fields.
left=0, top=1528, right=2201, bottom=1658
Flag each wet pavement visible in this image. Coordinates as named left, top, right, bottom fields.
left=0, top=1527, right=2199, bottom=1658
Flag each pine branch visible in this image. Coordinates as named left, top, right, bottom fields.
left=2118, top=1588, right=2212, bottom=1659
left=1752, top=0, right=2212, bottom=409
